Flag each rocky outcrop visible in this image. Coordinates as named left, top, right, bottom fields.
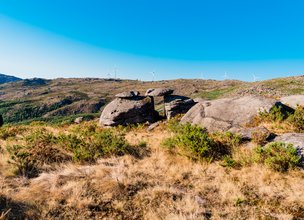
left=280, top=95, right=304, bottom=109
left=99, top=96, right=155, bottom=126
left=164, top=95, right=196, bottom=119
left=181, top=96, right=283, bottom=132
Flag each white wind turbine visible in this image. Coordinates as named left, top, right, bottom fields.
left=151, top=71, right=156, bottom=82
left=252, top=74, right=260, bottom=82
left=223, top=72, right=229, bottom=80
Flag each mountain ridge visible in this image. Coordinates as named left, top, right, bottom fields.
left=0, top=73, right=22, bottom=84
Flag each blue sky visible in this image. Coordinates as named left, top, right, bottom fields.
left=1, top=0, right=304, bottom=81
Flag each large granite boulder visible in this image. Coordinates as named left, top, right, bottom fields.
left=181, top=96, right=282, bottom=132
left=145, top=88, right=174, bottom=97
left=99, top=96, right=155, bottom=126
left=280, top=95, right=304, bottom=109
left=164, top=95, right=196, bottom=119
left=272, top=133, right=304, bottom=163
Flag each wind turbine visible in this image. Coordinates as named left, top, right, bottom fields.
left=151, top=71, right=155, bottom=82
left=113, top=65, right=117, bottom=79
left=223, top=72, right=229, bottom=80
left=252, top=74, right=260, bottom=82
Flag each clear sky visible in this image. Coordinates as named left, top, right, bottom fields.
left=1, top=0, right=304, bottom=81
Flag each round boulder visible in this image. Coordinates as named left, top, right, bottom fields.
left=99, top=96, right=155, bottom=126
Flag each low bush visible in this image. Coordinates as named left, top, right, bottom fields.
left=162, top=123, right=231, bottom=161
left=0, top=126, right=28, bottom=140
left=6, top=145, right=38, bottom=177
left=5, top=127, right=134, bottom=175
left=220, top=155, right=240, bottom=168
left=258, top=105, right=290, bottom=122
left=288, top=106, right=304, bottom=132
left=254, top=142, right=301, bottom=172
left=251, top=130, right=269, bottom=145
left=212, top=131, right=242, bottom=148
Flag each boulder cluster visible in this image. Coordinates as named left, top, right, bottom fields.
left=99, top=88, right=195, bottom=126
left=100, top=93, right=304, bottom=162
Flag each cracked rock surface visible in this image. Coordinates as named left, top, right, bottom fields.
left=181, top=96, right=282, bottom=132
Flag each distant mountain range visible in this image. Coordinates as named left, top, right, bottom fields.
left=0, top=73, right=22, bottom=84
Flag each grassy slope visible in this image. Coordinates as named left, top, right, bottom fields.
left=0, top=121, right=303, bottom=219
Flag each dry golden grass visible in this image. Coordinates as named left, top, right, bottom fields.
left=0, top=122, right=304, bottom=219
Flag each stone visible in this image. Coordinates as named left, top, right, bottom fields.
left=229, top=126, right=271, bottom=140
left=115, top=91, right=140, bottom=98
left=99, top=96, right=155, bottom=126
left=145, top=88, right=174, bottom=97
left=147, top=121, right=160, bottom=131
left=280, top=95, right=304, bottom=109
left=164, top=95, right=196, bottom=119
left=74, top=117, right=83, bottom=124
left=272, top=133, right=304, bottom=163
left=181, top=96, right=283, bottom=132
left=193, top=97, right=206, bottom=103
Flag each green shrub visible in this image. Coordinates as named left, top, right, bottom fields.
left=57, top=129, right=130, bottom=163
left=212, top=131, right=242, bottom=148
left=254, top=142, right=301, bottom=172
left=6, top=145, right=38, bottom=177
left=93, top=130, right=129, bottom=156
left=0, top=126, right=27, bottom=140
left=220, top=155, right=239, bottom=168
left=259, top=105, right=290, bottom=122
left=163, top=123, right=230, bottom=161
left=288, top=106, right=304, bottom=132
left=24, top=128, right=56, bottom=145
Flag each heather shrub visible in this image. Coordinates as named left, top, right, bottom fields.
left=6, top=145, right=38, bottom=177
left=288, top=105, right=304, bottom=132
left=259, top=105, right=290, bottom=122
left=251, top=130, right=269, bottom=145
left=162, top=123, right=231, bottom=161
left=254, top=142, right=301, bottom=172
left=212, top=131, right=242, bottom=148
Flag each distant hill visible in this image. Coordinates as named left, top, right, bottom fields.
left=0, top=73, right=22, bottom=84
left=0, top=75, right=304, bottom=124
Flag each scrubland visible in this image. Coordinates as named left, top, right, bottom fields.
left=0, top=114, right=303, bottom=219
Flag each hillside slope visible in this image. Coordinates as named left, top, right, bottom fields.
left=0, top=73, right=21, bottom=84
left=0, top=75, right=304, bottom=124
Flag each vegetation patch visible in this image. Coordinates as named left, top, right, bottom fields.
left=288, top=106, right=304, bottom=132
left=254, top=142, right=302, bottom=172
left=2, top=123, right=147, bottom=177
left=198, top=87, right=237, bottom=100
left=253, top=105, right=304, bottom=133
left=162, top=123, right=237, bottom=161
